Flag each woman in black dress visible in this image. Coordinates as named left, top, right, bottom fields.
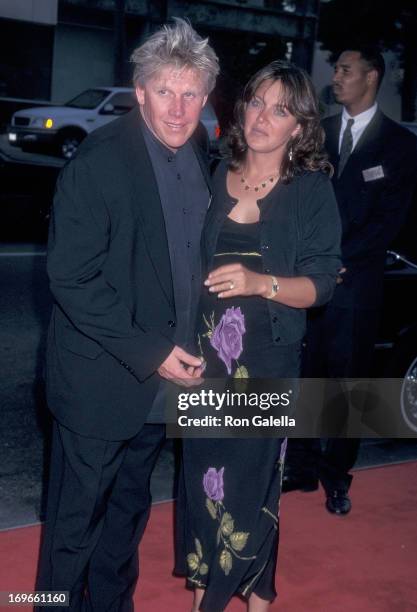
left=179, top=60, right=342, bottom=611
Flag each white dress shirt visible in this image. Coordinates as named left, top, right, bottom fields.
left=338, top=103, right=378, bottom=153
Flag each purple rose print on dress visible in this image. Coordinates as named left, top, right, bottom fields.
left=210, top=307, right=246, bottom=374
left=203, top=467, right=225, bottom=502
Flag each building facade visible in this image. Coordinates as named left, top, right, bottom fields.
left=0, top=0, right=319, bottom=126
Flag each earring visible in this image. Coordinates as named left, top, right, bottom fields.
left=289, top=146, right=293, bottom=162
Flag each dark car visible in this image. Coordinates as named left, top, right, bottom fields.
left=0, top=150, right=60, bottom=241
left=375, top=247, right=417, bottom=433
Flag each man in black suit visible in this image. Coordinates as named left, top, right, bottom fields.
left=36, top=19, right=219, bottom=611
left=284, top=47, right=417, bottom=514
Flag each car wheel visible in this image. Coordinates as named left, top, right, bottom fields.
left=386, top=329, right=417, bottom=434
left=400, top=354, right=417, bottom=434
left=58, top=130, right=86, bottom=159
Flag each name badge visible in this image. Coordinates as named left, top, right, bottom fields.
left=362, top=165, right=384, bottom=182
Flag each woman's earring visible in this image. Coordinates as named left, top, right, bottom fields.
left=289, top=146, right=293, bottom=162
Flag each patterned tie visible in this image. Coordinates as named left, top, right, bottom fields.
left=338, top=118, right=354, bottom=178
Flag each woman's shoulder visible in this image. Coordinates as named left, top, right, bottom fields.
left=206, top=158, right=230, bottom=219
left=290, top=170, right=334, bottom=206
left=286, top=170, right=336, bottom=220
left=293, top=168, right=333, bottom=188
left=211, top=157, right=229, bottom=181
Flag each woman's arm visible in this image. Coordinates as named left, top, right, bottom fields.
left=205, top=173, right=341, bottom=309
left=293, top=173, right=342, bottom=306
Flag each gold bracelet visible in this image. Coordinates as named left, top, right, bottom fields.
left=267, top=276, right=279, bottom=299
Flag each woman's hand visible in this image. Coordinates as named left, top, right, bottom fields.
left=204, top=264, right=269, bottom=298
left=205, top=265, right=317, bottom=307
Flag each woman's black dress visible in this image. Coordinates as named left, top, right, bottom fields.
left=179, top=215, right=301, bottom=611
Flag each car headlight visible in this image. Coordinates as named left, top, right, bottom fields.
left=31, top=117, right=54, bottom=128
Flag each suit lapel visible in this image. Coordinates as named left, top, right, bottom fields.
left=335, top=110, right=384, bottom=180
left=191, top=139, right=212, bottom=208
left=121, top=109, right=174, bottom=307
left=351, top=109, right=384, bottom=155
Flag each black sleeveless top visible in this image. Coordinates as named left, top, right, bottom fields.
left=197, top=216, right=299, bottom=379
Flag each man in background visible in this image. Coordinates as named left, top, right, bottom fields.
left=284, top=46, right=417, bottom=515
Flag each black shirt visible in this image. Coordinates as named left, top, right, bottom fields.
left=142, top=119, right=209, bottom=420
left=142, top=120, right=209, bottom=347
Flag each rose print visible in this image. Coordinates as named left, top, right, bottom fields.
left=210, top=307, right=246, bottom=374
left=203, top=467, right=225, bottom=502
left=202, top=466, right=255, bottom=577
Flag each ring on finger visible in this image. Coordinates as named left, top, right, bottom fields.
left=229, top=281, right=235, bottom=290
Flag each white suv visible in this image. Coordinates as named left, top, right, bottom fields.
left=8, top=87, right=220, bottom=159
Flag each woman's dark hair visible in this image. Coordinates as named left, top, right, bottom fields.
left=227, top=60, right=332, bottom=183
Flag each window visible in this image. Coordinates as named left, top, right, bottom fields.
left=66, top=89, right=111, bottom=109
left=106, top=91, right=136, bottom=114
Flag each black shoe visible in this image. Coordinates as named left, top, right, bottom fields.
left=325, top=489, right=352, bottom=515
left=282, top=474, right=319, bottom=493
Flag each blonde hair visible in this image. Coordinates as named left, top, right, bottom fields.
left=131, top=18, right=219, bottom=94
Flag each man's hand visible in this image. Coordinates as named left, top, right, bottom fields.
left=158, top=346, right=205, bottom=387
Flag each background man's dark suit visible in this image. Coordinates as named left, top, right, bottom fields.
left=37, top=108, right=210, bottom=609
left=322, top=110, right=417, bottom=321
left=292, top=109, right=417, bottom=496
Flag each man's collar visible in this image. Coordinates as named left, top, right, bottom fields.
left=342, top=102, right=378, bottom=127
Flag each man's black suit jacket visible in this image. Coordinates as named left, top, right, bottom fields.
left=323, top=109, right=417, bottom=310
left=45, top=108, right=211, bottom=441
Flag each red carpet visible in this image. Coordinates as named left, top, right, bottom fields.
left=1, top=462, right=416, bottom=611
